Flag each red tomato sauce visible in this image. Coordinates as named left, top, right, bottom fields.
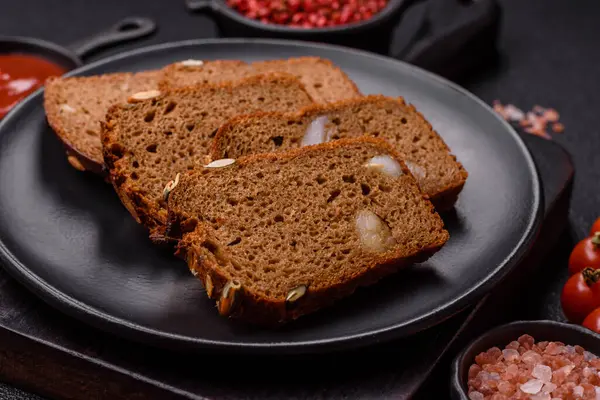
left=0, top=54, right=67, bottom=120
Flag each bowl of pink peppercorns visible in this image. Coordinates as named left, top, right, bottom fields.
left=451, top=321, right=600, bottom=399
left=185, top=0, right=409, bottom=53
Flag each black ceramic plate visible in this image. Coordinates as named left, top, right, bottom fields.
left=0, top=39, right=542, bottom=354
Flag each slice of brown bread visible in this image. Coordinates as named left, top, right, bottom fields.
left=44, top=71, right=161, bottom=174
left=159, top=56, right=361, bottom=104
left=212, top=95, right=468, bottom=211
left=102, top=73, right=315, bottom=239
left=166, top=137, right=449, bottom=326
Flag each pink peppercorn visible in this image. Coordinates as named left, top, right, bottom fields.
left=226, top=0, right=389, bottom=28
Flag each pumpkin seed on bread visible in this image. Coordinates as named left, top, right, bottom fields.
left=159, top=56, right=361, bottom=104
left=44, top=70, right=161, bottom=174
left=212, top=95, right=468, bottom=210
left=101, top=73, right=315, bottom=239
left=166, top=137, right=449, bottom=326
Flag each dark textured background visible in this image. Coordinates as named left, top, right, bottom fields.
left=0, top=0, right=599, bottom=398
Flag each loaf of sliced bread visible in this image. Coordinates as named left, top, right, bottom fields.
left=166, top=137, right=449, bottom=325
left=44, top=71, right=161, bottom=174
left=102, top=73, right=315, bottom=239
left=212, top=95, right=468, bottom=210
left=159, top=56, right=361, bottom=104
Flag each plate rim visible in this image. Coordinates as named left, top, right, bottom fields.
left=0, top=38, right=544, bottom=354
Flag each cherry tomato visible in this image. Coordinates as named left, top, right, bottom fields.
left=561, top=268, right=600, bottom=323
left=568, top=233, right=600, bottom=276
left=591, top=217, right=600, bottom=236
left=583, top=307, right=600, bottom=334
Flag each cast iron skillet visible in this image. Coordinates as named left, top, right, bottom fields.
left=0, top=38, right=543, bottom=355
left=451, top=321, right=600, bottom=399
left=0, top=17, right=156, bottom=70
left=0, top=17, right=156, bottom=173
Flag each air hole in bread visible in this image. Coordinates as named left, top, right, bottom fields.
left=401, top=117, right=408, bottom=124
left=274, top=215, right=284, bottom=223
left=186, top=123, right=195, bottom=132
left=132, top=161, right=139, bottom=168
left=327, top=189, right=341, bottom=203
left=290, top=240, right=297, bottom=247
left=331, top=134, right=340, bottom=140
left=86, top=129, right=98, bottom=137
left=361, top=183, right=371, bottom=196
left=371, top=131, right=380, bottom=137
left=413, top=135, right=420, bottom=143
left=332, top=117, right=341, bottom=125
left=228, top=198, right=238, bottom=206
left=287, top=120, right=294, bottom=126
left=201, top=111, right=208, bottom=117
left=146, top=143, right=158, bottom=153
left=131, top=172, right=139, bottom=180
left=257, top=97, right=265, bottom=102
left=341, top=248, right=351, bottom=255
left=228, top=237, right=241, bottom=246
left=208, top=129, right=217, bottom=138
left=316, top=175, right=326, bottom=184
left=342, top=175, right=356, bottom=183
left=314, top=82, right=323, bottom=89
left=132, top=130, right=142, bottom=137
left=271, top=136, right=284, bottom=147
left=164, top=102, right=177, bottom=114
left=256, top=172, right=264, bottom=179
left=164, top=131, right=172, bottom=137
left=110, top=144, right=125, bottom=159
left=144, top=110, right=156, bottom=122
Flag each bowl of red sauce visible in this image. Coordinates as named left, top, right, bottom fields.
left=186, top=0, right=410, bottom=53
left=0, top=36, right=79, bottom=120
left=451, top=320, right=600, bottom=399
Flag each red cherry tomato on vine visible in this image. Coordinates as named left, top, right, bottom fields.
left=590, top=217, right=600, bottom=237
left=561, top=268, right=600, bottom=323
left=568, top=233, right=600, bottom=276
left=583, top=307, right=600, bottom=334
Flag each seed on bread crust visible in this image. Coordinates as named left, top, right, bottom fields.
left=364, top=155, right=403, bottom=178
left=162, top=173, right=181, bottom=202
left=128, top=90, right=161, bottom=103
left=218, top=280, right=242, bottom=316
left=180, top=59, right=204, bottom=67
left=205, top=159, right=236, bottom=168
left=355, top=209, right=396, bottom=253
left=67, top=155, right=86, bottom=171
left=285, top=285, right=307, bottom=304
left=205, top=274, right=214, bottom=298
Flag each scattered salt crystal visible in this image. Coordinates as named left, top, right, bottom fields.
left=60, top=104, right=76, bottom=113
left=545, top=342, right=564, bottom=355
left=468, top=391, right=484, bottom=400
left=521, top=379, right=544, bottom=394
left=585, top=351, right=598, bottom=361
left=542, top=382, right=557, bottom=393
left=404, top=161, right=426, bottom=180
left=489, top=372, right=500, bottom=380
left=302, top=116, right=330, bottom=146
left=497, top=381, right=514, bottom=394
left=531, top=393, right=551, bottom=400
left=504, top=104, right=525, bottom=121
left=503, top=348, right=520, bottom=362
left=566, top=345, right=577, bottom=354
left=532, top=364, right=553, bottom=382
left=504, top=363, right=519, bottom=379
left=522, top=350, right=543, bottom=364
left=573, top=385, right=584, bottom=396
left=595, top=386, right=600, bottom=399
left=518, top=334, right=535, bottom=347
left=477, top=370, right=491, bottom=381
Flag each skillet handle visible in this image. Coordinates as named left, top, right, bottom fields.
left=68, top=17, right=157, bottom=60
left=185, top=0, right=218, bottom=12
left=390, top=0, right=502, bottom=81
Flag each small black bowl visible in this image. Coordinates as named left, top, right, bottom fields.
left=451, top=320, right=600, bottom=399
left=186, top=0, right=411, bottom=54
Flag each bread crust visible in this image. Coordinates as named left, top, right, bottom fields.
left=212, top=95, right=469, bottom=211
left=167, top=137, right=449, bottom=326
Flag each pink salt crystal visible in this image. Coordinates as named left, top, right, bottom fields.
left=533, top=364, right=553, bottom=382
left=573, top=385, right=584, bottom=396
left=503, top=349, right=520, bottom=362
left=591, top=358, right=600, bottom=368
left=476, top=347, right=503, bottom=365
left=595, top=386, right=600, bottom=398
left=469, top=364, right=482, bottom=379
left=545, top=342, right=564, bottom=355
left=503, top=363, right=519, bottom=380
left=553, top=364, right=575, bottom=384
left=504, top=105, right=525, bottom=121
left=518, top=334, right=535, bottom=349
left=490, top=394, right=508, bottom=400
left=538, top=341, right=549, bottom=351
left=585, top=351, right=598, bottom=361
left=583, top=367, right=597, bottom=378
left=530, top=393, right=551, bottom=400
left=498, top=381, right=515, bottom=395
left=521, top=379, right=544, bottom=394
left=575, top=345, right=585, bottom=355
left=542, top=382, right=557, bottom=393
left=468, top=391, right=484, bottom=400
left=522, top=350, right=543, bottom=365
left=506, top=341, right=520, bottom=350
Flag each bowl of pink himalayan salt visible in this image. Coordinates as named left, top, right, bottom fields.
left=451, top=320, right=600, bottom=399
